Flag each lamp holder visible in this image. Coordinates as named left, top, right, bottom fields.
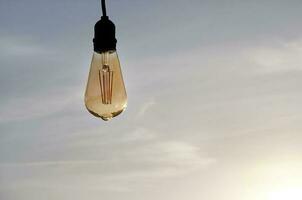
left=93, top=16, right=117, bottom=53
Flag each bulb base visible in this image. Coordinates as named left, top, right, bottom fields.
left=93, top=16, right=117, bottom=53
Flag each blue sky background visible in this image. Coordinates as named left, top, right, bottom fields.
left=1, top=0, right=302, bottom=200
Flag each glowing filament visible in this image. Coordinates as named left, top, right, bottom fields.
left=99, top=65, right=113, bottom=104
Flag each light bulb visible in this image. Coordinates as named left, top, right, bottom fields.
left=84, top=15, right=127, bottom=121
left=85, top=50, right=127, bottom=121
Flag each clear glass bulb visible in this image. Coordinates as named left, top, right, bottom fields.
left=85, top=50, right=127, bottom=121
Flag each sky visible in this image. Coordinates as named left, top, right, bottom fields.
left=1, top=0, right=302, bottom=200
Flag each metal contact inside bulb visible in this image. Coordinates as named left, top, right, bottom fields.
left=99, top=65, right=114, bottom=105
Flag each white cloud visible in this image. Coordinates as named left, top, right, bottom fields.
left=0, top=86, right=82, bottom=122
left=135, top=141, right=212, bottom=167
left=246, top=39, right=302, bottom=72
left=135, top=99, right=156, bottom=120
left=0, top=36, right=51, bottom=57
left=0, top=128, right=215, bottom=192
left=122, top=127, right=156, bottom=142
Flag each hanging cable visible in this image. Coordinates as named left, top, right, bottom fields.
left=101, top=0, right=107, bottom=17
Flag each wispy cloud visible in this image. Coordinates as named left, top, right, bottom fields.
left=135, top=99, right=156, bottom=120
left=0, top=36, right=52, bottom=57
left=0, top=86, right=82, bottom=123
left=246, top=39, right=302, bottom=73
left=0, top=127, right=215, bottom=192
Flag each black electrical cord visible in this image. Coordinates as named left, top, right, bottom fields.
left=101, top=0, right=107, bottom=17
